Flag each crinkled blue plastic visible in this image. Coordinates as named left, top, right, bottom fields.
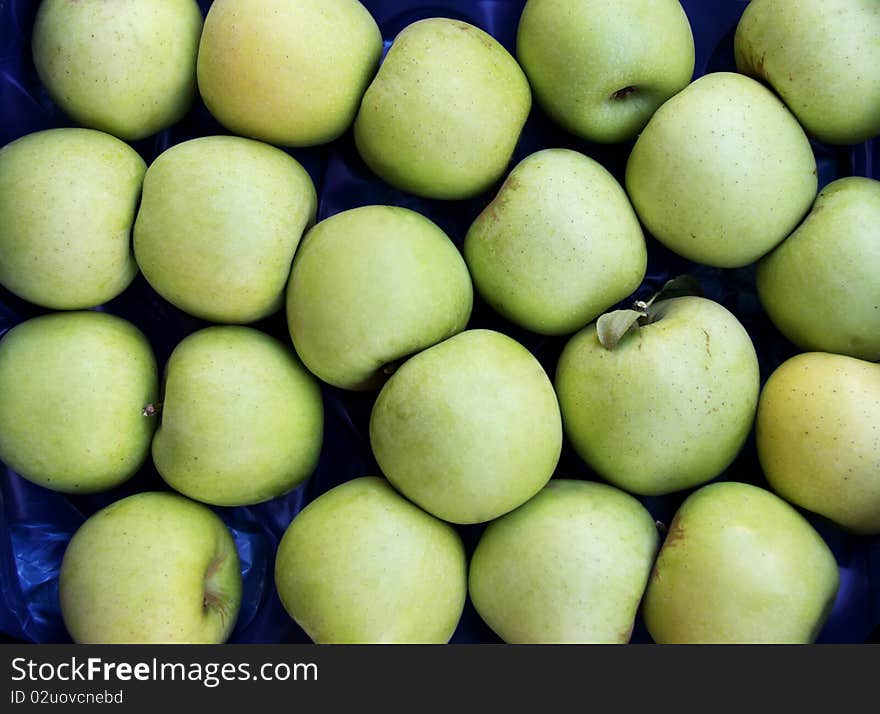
left=1, top=0, right=878, bottom=644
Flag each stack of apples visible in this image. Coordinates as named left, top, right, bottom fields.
left=0, top=0, right=877, bottom=645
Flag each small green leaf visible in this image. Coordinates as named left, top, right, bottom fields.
left=597, top=309, right=645, bottom=350
left=647, top=274, right=703, bottom=307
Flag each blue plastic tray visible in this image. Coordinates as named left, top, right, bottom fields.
left=1, top=0, right=877, bottom=644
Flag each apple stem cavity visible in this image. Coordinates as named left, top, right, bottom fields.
left=611, top=85, right=637, bottom=101
left=142, top=402, right=163, bottom=418
left=596, top=275, right=704, bottom=350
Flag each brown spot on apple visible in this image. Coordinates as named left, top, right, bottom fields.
left=664, top=514, right=686, bottom=547
left=484, top=175, right=520, bottom=224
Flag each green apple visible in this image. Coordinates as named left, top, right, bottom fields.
left=735, top=0, right=880, bottom=145
left=153, top=326, right=323, bottom=507
left=0, top=312, right=157, bottom=493
left=469, top=479, right=659, bottom=644
left=555, top=295, right=760, bottom=496
left=60, top=491, right=242, bottom=644
left=133, top=135, right=317, bottom=324
left=0, top=128, right=145, bottom=310
left=275, top=476, right=467, bottom=644
left=643, top=481, right=839, bottom=644
left=516, top=0, right=694, bottom=143
left=32, top=0, right=203, bottom=141
left=197, top=0, right=382, bottom=147
left=756, top=352, right=880, bottom=535
left=354, top=18, right=532, bottom=200
left=287, top=205, right=473, bottom=390
left=464, top=148, right=646, bottom=335
left=370, top=329, right=562, bottom=524
left=756, top=177, right=880, bottom=361
left=625, top=72, right=817, bottom=268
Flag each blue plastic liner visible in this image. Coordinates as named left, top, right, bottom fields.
left=0, top=0, right=877, bottom=644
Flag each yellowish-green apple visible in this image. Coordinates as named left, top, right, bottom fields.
left=0, top=311, right=157, bottom=493
left=370, top=329, right=562, bottom=524
left=133, top=135, right=316, bottom=323
left=756, top=352, right=880, bottom=535
left=354, top=18, right=532, bottom=200
left=643, top=481, right=840, bottom=644
left=625, top=72, right=817, bottom=268
left=735, top=0, right=880, bottom=145
left=197, top=0, right=382, bottom=147
left=555, top=296, right=760, bottom=496
left=516, top=0, right=694, bottom=143
left=469, top=479, right=659, bottom=644
left=60, top=491, right=242, bottom=644
left=464, top=148, right=646, bottom=335
left=286, top=205, right=473, bottom=390
left=274, top=476, right=467, bottom=644
left=32, top=0, right=203, bottom=141
left=0, top=128, right=145, bottom=310
left=153, top=326, right=323, bottom=507
left=756, top=177, right=880, bottom=361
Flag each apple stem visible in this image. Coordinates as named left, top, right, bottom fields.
left=142, top=402, right=163, bottom=417
left=656, top=520, right=668, bottom=537
left=381, top=359, right=402, bottom=377
left=634, top=300, right=654, bottom=326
